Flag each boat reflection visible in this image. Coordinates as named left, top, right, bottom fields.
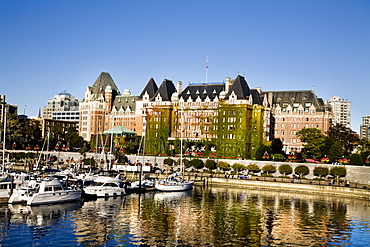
left=9, top=201, right=82, bottom=226
left=72, top=196, right=126, bottom=245
left=154, top=190, right=192, bottom=203
left=80, top=196, right=125, bottom=219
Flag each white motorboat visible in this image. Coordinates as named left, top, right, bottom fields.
left=0, top=181, right=13, bottom=203
left=26, top=178, right=82, bottom=206
left=83, top=175, right=126, bottom=197
left=8, top=179, right=39, bottom=204
left=155, top=173, right=193, bottom=192
left=130, top=179, right=155, bottom=189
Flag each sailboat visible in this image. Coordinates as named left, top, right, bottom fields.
left=155, top=107, right=193, bottom=192
left=0, top=105, right=12, bottom=203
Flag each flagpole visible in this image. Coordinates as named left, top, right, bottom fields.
left=206, top=56, right=208, bottom=84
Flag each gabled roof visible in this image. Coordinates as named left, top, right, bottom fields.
left=179, top=83, right=225, bottom=101
left=225, top=75, right=250, bottom=100
left=152, top=79, right=176, bottom=101
left=91, top=72, right=120, bottom=96
left=263, top=90, right=325, bottom=112
left=113, top=95, right=138, bottom=112
left=139, top=78, right=158, bottom=100
left=250, top=89, right=263, bottom=105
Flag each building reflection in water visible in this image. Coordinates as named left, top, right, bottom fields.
left=70, top=187, right=368, bottom=246
left=1, top=186, right=369, bottom=246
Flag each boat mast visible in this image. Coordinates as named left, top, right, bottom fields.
left=2, top=104, right=6, bottom=172
left=139, top=121, right=146, bottom=189
left=180, top=105, right=184, bottom=179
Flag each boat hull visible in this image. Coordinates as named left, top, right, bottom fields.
left=27, top=190, right=82, bottom=206
left=155, top=181, right=193, bottom=192
left=83, top=187, right=125, bottom=197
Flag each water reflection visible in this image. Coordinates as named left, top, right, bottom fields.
left=1, top=186, right=370, bottom=246
left=73, top=196, right=126, bottom=245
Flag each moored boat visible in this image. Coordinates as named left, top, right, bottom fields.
left=26, top=178, right=82, bottom=206
left=83, top=175, right=126, bottom=197
left=155, top=173, right=193, bottom=192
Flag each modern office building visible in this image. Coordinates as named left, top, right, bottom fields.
left=42, top=90, right=79, bottom=121
left=326, top=96, right=351, bottom=128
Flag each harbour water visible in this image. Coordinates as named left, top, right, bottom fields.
left=1, top=186, right=370, bottom=246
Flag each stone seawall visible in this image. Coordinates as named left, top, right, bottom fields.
left=126, top=155, right=370, bottom=186
left=196, top=177, right=370, bottom=200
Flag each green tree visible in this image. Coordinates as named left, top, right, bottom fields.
left=262, top=164, right=276, bottom=174
left=177, top=158, right=190, bottom=167
left=64, top=127, right=84, bottom=150
left=190, top=158, right=204, bottom=170
left=4, top=113, right=24, bottom=148
left=217, top=161, right=230, bottom=171
left=270, top=138, right=284, bottom=154
left=294, top=165, right=310, bottom=178
left=272, top=153, right=285, bottom=161
left=278, top=164, right=292, bottom=176
left=327, top=123, right=359, bottom=155
left=246, top=163, right=260, bottom=173
left=330, top=166, right=347, bottom=179
left=255, top=145, right=271, bottom=160
left=296, top=128, right=326, bottom=158
left=321, top=137, right=336, bottom=158
left=23, top=119, right=42, bottom=148
left=349, top=153, right=363, bottom=165
left=357, top=138, right=370, bottom=153
left=163, top=158, right=175, bottom=166
left=327, top=141, right=344, bottom=162
left=231, top=163, right=245, bottom=173
left=313, top=166, right=329, bottom=179
left=204, top=159, right=217, bottom=170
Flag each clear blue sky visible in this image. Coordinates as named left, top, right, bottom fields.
left=1, top=0, right=369, bottom=132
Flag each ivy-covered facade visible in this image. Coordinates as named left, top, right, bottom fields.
left=140, top=75, right=270, bottom=159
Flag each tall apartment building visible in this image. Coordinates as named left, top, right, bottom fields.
left=42, top=90, right=79, bottom=121
left=326, top=96, right=351, bottom=128
left=360, top=116, right=370, bottom=140
left=263, top=90, right=332, bottom=154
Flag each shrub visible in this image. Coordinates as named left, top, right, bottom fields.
left=262, top=164, right=276, bottom=174
left=294, top=165, right=310, bottom=178
left=330, top=166, right=347, bottom=179
left=246, top=163, right=260, bottom=173
left=232, top=163, right=245, bottom=172
left=272, top=153, right=285, bottom=161
left=205, top=159, right=217, bottom=170
left=164, top=158, right=175, bottom=166
left=349, top=154, right=363, bottom=165
left=313, top=166, right=329, bottom=178
left=278, top=164, right=292, bottom=176
left=190, top=159, right=204, bottom=170
left=217, top=161, right=230, bottom=171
